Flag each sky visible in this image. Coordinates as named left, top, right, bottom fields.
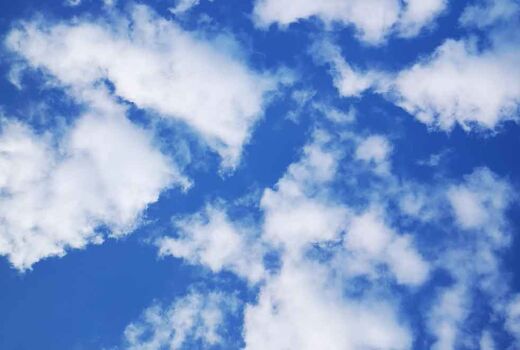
left=0, top=0, right=519, bottom=349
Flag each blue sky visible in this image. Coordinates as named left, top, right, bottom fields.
left=0, top=0, right=520, bottom=349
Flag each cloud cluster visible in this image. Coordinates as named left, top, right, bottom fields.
left=391, top=37, right=520, bottom=131
left=130, top=120, right=520, bottom=349
left=310, top=39, right=384, bottom=97
left=0, top=98, right=182, bottom=270
left=158, top=205, right=266, bottom=283
left=312, top=0, right=520, bottom=132
left=355, top=135, right=393, bottom=175
left=6, top=5, right=279, bottom=167
left=0, top=3, right=286, bottom=270
left=143, top=131, right=435, bottom=349
left=124, top=290, right=239, bottom=350
left=1, top=1, right=519, bottom=349
left=253, top=0, right=446, bottom=44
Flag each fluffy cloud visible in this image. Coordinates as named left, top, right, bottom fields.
left=343, top=209, right=429, bottom=286
left=147, top=132, right=423, bottom=349
left=245, top=132, right=424, bottom=349
left=0, top=99, right=182, bottom=270
left=355, top=135, right=393, bottom=175
left=460, top=0, right=520, bottom=28
left=158, top=205, right=266, bottom=283
left=398, top=0, right=447, bottom=37
left=424, top=167, right=515, bottom=349
left=321, top=35, right=520, bottom=131
left=253, top=0, right=446, bottom=44
left=447, top=167, right=513, bottom=234
left=390, top=38, right=520, bottom=130
left=310, top=39, right=384, bottom=97
left=243, top=259, right=412, bottom=350
left=6, top=5, right=279, bottom=167
left=260, top=133, right=348, bottom=253
left=312, top=3, right=520, bottom=132
left=428, top=285, right=468, bottom=350
left=126, top=123, right=520, bottom=349
left=124, top=290, right=238, bottom=350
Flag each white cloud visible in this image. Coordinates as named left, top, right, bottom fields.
left=260, top=190, right=348, bottom=253
left=417, top=149, right=451, bottom=167
left=64, top=0, right=81, bottom=7
left=345, top=210, right=392, bottom=257
left=397, top=0, right=447, bottom=37
left=169, top=0, right=201, bottom=15
left=460, top=0, right=519, bottom=28
left=312, top=7, right=520, bottom=133
left=253, top=0, right=445, bottom=44
left=389, top=38, right=520, bottom=130
left=447, top=167, right=513, bottom=234
left=6, top=5, right=279, bottom=167
left=260, top=134, right=349, bottom=253
left=0, top=98, right=183, bottom=270
left=124, top=290, right=238, bottom=350
left=424, top=167, right=515, bottom=349
left=150, top=132, right=420, bottom=349
left=479, top=330, right=495, bottom=350
left=243, top=258, right=412, bottom=350
left=448, top=187, right=489, bottom=229
left=142, top=130, right=516, bottom=349
left=244, top=132, right=423, bottom=349
left=355, top=135, right=393, bottom=175
left=506, top=295, right=520, bottom=344
left=313, top=103, right=357, bottom=124
left=428, top=285, right=468, bottom=350
left=158, top=205, right=266, bottom=283
left=343, top=209, right=429, bottom=286
left=311, top=39, right=384, bottom=97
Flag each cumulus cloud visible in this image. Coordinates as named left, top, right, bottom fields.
left=397, top=0, right=447, bottom=37
left=260, top=133, right=348, bottom=253
left=460, top=0, right=520, bottom=28
left=249, top=131, right=413, bottom=344
left=312, top=3, right=520, bottom=132
left=253, top=0, right=446, bottom=44
left=124, top=290, right=238, bottom=350
left=6, top=5, right=279, bottom=167
left=447, top=167, right=513, bottom=234
left=0, top=98, right=183, bottom=270
left=389, top=38, right=520, bottom=130
left=423, top=167, right=515, bottom=349
left=158, top=205, right=266, bottom=283
left=248, top=143, right=514, bottom=349
left=343, top=209, right=429, bottom=286
left=310, top=39, right=384, bottom=97
left=428, top=285, right=468, bottom=350
left=355, top=135, right=393, bottom=175
left=146, top=131, right=425, bottom=349
left=243, top=259, right=412, bottom=350
left=128, top=126, right=516, bottom=349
